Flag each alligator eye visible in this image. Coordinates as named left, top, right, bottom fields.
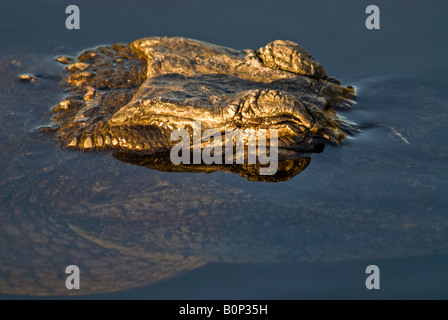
left=49, top=36, right=355, bottom=157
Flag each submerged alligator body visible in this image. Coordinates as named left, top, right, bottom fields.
left=4, top=37, right=448, bottom=297
left=50, top=37, right=356, bottom=159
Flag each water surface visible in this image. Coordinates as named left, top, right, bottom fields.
left=1, top=0, right=448, bottom=299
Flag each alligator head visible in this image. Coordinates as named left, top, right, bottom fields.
left=49, top=37, right=356, bottom=180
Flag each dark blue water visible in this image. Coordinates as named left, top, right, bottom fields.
left=1, top=0, right=448, bottom=299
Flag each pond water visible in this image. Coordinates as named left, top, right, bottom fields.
left=0, top=0, right=448, bottom=299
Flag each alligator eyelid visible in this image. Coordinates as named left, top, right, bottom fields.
left=50, top=36, right=356, bottom=156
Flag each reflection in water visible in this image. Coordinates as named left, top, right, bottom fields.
left=1, top=52, right=448, bottom=297
left=0, top=48, right=322, bottom=295
left=1, top=0, right=448, bottom=298
left=114, top=151, right=312, bottom=182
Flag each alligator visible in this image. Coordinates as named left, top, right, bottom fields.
left=2, top=40, right=448, bottom=296
left=49, top=37, right=356, bottom=164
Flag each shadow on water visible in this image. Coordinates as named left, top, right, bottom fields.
left=0, top=0, right=448, bottom=298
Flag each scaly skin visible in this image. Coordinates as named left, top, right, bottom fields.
left=50, top=37, right=356, bottom=155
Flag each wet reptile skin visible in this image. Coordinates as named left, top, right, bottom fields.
left=50, top=37, right=356, bottom=156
